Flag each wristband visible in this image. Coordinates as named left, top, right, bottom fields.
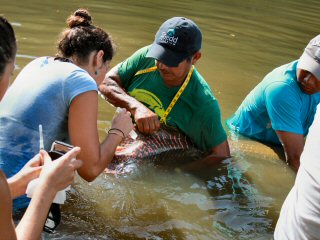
left=107, top=128, right=125, bottom=138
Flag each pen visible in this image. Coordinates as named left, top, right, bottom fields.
left=39, top=124, right=44, bottom=150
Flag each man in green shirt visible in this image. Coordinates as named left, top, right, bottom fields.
left=99, top=17, right=230, bottom=163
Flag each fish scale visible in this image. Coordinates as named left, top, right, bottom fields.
left=111, top=125, right=204, bottom=167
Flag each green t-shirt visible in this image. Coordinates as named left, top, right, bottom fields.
left=118, top=45, right=227, bottom=151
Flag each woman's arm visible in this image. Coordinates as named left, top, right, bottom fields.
left=68, top=90, right=134, bottom=181
left=0, top=171, right=17, bottom=240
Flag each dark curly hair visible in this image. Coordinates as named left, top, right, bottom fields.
left=56, top=9, right=115, bottom=64
left=0, top=16, right=17, bottom=77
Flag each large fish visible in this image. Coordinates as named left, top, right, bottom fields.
left=109, top=124, right=204, bottom=170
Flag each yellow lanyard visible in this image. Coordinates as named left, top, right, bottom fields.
left=134, top=65, right=194, bottom=124
left=134, top=66, right=158, bottom=76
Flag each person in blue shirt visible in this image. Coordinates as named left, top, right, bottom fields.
left=227, top=34, right=320, bottom=171
left=0, top=9, right=133, bottom=213
left=0, top=15, right=84, bottom=240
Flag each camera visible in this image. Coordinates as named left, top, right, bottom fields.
left=44, top=140, right=73, bottom=233
left=48, top=140, right=73, bottom=160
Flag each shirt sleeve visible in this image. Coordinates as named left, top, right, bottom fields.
left=118, top=46, right=152, bottom=89
left=265, top=81, right=303, bottom=134
left=198, top=99, right=228, bottom=151
left=63, top=69, right=98, bottom=106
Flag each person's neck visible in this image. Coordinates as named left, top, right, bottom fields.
left=164, top=68, right=192, bottom=88
left=164, top=78, right=186, bottom=88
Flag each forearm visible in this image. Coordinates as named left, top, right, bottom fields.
left=100, top=132, right=124, bottom=167
left=15, top=184, right=56, bottom=240
left=276, top=131, right=304, bottom=171
left=181, top=141, right=231, bottom=171
left=284, top=152, right=301, bottom=171
left=69, top=90, right=133, bottom=181
left=99, top=78, right=142, bottom=115
left=182, top=153, right=230, bottom=172
left=7, top=177, right=24, bottom=199
left=77, top=133, right=124, bottom=181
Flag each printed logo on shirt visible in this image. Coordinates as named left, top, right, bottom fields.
left=158, top=28, right=178, bottom=46
left=129, top=89, right=165, bottom=117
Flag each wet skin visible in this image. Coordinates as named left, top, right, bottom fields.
left=297, top=68, right=320, bottom=94
left=155, top=52, right=201, bottom=87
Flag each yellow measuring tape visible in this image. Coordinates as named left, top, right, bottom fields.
left=134, top=66, right=158, bottom=76
left=134, top=65, right=194, bottom=124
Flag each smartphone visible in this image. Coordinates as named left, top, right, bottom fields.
left=48, top=140, right=73, bottom=160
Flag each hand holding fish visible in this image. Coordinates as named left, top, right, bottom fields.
left=132, top=102, right=160, bottom=134
left=111, top=109, right=135, bottom=138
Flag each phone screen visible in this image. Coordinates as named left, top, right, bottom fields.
left=49, top=141, right=73, bottom=160
left=51, top=141, right=73, bottom=154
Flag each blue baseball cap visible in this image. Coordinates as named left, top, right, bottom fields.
left=146, top=17, right=202, bottom=67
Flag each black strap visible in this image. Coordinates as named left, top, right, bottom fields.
left=43, top=203, right=61, bottom=233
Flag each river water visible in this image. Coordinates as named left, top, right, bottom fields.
left=1, top=0, right=319, bottom=239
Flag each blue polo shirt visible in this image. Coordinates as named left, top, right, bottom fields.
left=226, top=60, right=320, bottom=144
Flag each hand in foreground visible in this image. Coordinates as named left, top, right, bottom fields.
left=111, top=109, right=134, bottom=137
left=8, top=154, right=43, bottom=199
left=132, top=102, right=160, bottom=134
left=37, top=147, right=83, bottom=193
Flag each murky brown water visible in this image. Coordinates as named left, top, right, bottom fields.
left=1, top=0, right=319, bottom=239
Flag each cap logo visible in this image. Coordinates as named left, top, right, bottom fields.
left=167, top=28, right=175, bottom=37
left=310, top=39, right=320, bottom=47
left=158, top=28, right=178, bottom=46
left=314, top=49, right=320, bottom=63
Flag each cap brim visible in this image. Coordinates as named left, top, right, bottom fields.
left=297, top=52, right=320, bottom=81
left=146, top=43, right=188, bottom=67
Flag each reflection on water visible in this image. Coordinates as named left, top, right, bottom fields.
left=1, top=0, right=318, bottom=239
